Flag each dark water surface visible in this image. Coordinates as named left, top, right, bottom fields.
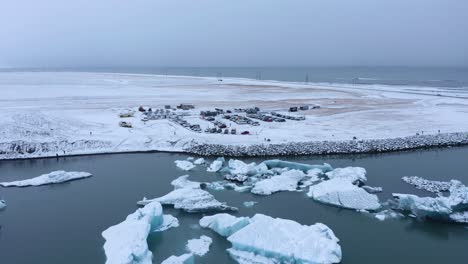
left=0, top=148, right=467, bottom=264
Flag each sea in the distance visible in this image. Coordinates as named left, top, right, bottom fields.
left=2, top=66, right=468, bottom=89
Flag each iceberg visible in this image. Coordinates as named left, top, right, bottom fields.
left=307, top=178, right=381, bottom=211
left=402, top=176, right=452, bottom=193
left=228, top=214, right=341, bottom=264
left=361, top=185, right=383, bottom=193
left=243, top=201, right=257, bottom=208
left=174, top=160, right=195, bottom=171
left=392, top=180, right=468, bottom=223
left=207, top=157, right=225, bottom=172
left=161, top=254, right=194, bottom=264
left=226, top=159, right=269, bottom=177
left=251, top=169, right=305, bottom=195
left=263, top=159, right=333, bottom=173
left=0, top=170, right=92, bottom=187
left=325, top=167, right=367, bottom=184
left=374, top=209, right=404, bottom=221
left=199, top=213, right=251, bottom=237
left=193, top=158, right=205, bottom=165
left=0, top=199, right=6, bottom=210
left=186, top=235, right=212, bottom=256
left=137, top=175, right=237, bottom=212
left=102, top=201, right=179, bottom=264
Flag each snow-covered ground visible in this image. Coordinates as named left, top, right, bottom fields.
left=1, top=71, right=468, bottom=159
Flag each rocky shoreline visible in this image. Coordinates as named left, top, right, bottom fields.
left=186, top=132, right=468, bottom=157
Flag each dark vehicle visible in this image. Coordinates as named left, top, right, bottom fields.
left=138, top=106, right=146, bottom=112
left=241, top=131, right=250, bottom=135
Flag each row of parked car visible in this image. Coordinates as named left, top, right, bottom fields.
left=170, top=117, right=202, bottom=132
left=223, top=114, right=260, bottom=126
left=270, top=112, right=306, bottom=121
left=247, top=113, right=286, bottom=123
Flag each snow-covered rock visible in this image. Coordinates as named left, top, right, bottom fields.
left=0, top=170, right=92, bottom=187
left=325, top=167, right=367, bottom=184
left=307, top=178, right=381, bottom=211
left=199, top=213, right=251, bottom=237
left=226, top=214, right=342, bottom=264
left=137, top=175, right=237, bottom=212
left=251, top=169, right=305, bottom=195
left=402, top=176, right=453, bottom=193
left=207, top=157, right=225, bottom=172
left=174, top=160, right=195, bottom=171
left=263, top=159, right=333, bottom=173
left=193, top=158, right=205, bottom=165
left=161, top=253, right=194, bottom=264
left=392, top=180, right=468, bottom=223
left=186, top=235, right=212, bottom=256
left=102, top=201, right=179, bottom=264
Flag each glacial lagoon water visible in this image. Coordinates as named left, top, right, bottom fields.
left=0, top=147, right=467, bottom=264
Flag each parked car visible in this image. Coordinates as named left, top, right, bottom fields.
left=241, top=131, right=250, bottom=135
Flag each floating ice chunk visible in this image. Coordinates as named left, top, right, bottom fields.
left=137, top=176, right=237, bottom=212
left=193, top=158, right=205, bottom=165
left=187, top=157, right=194, bottom=161
left=251, top=169, right=305, bottom=195
left=263, top=159, right=333, bottom=173
left=325, top=167, right=367, bottom=184
left=102, top=201, right=178, bottom=264
left=402, top=176, right=452, bottom=193
left=224, top=174, right=249, bottom=182
left=186, top=235, right=212, bottom=256
left=174, top=160, right=195, bottom=171
left=207, top=157, right=225, bottom=172
left=0, top=199, right=6, bottom=210
left=307, top=178, right=381, bottom=210
left=243, top=201, right=257, bottom=208
left=392, top=180, right=468, bottom=223
left=300, top=168, right=324, bottom=188
left=362, top=185, right=383, bottom=193
left=199, top=213, right=250, bottom=237
left=374, top=209, right=404, bottom=221
left=161, top=253, right=194, bottom=264
left=0, top=170, right=92, bottom=187
left=227, top=214, right=342, bottom=264
left=227, top=159, right=269, bottom=177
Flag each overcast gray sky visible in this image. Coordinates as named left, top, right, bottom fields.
left=1, top=0, right=467, bottom=68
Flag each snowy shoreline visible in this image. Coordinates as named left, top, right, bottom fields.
left=1, top=132, right=467, bottom=160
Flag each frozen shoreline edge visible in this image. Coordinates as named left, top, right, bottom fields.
left=1, top=132, right=467, bottom=160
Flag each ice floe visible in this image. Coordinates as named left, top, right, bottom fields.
left=199, top=213, right=251, bottom=237
left=263, top=159, right=333, bottom=173
left=193, top=158, right=205, bottom=165
left=186, top=235, right=212, bottom=256
left=374, top=209, right=404, bottom=221
left=207, top=157, right=225, bottom=172
left=307, top=178, right=381, bottom=211
left=243, top=201, right=257, bottom=208
left=362, top=185, right=383, bottom=193
left=161, top=253, right=194, bottom=264
left=392, top=180, right=468, bottom=223
left=0, top=199, right=6, bottom=210
left=251, top=169, right=305, bottom=195
left=137, top=175, right=237, bottom=212
left=102, top=201, right=179, bottom=264
left=200, top=213, right=342, bottom=264
left=402, top=176, right=453, bottom=193
left=325, top=167, right=367, bottom=184
left=0, top=170, right=92, bottom=187
left=174, top=160, right=195, bottom=171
